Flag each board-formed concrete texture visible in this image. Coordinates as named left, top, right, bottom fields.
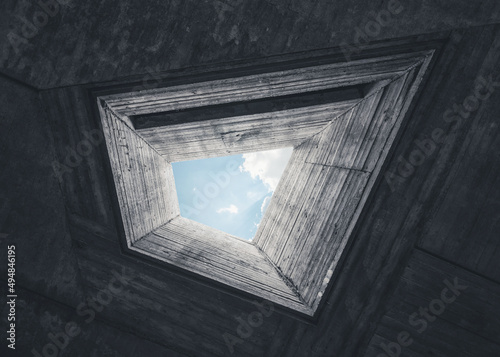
left=97, top=50, right=434, bottom=316
left=2, top=1, right=500, bottom=356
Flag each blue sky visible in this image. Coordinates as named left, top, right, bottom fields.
left=172, top=147, right=293, bottom=240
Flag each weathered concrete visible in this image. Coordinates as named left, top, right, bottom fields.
left=1, top=1, right=500, bottom=356
left=0, top=1, right=499, bottom=88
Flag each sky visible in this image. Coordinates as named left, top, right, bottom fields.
left=172, top=147, right=293, bottom=240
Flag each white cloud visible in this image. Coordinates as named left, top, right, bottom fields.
left=216, top=204, right=239, bottom=214
left=240, top=147, right=293, bottom=191
left=260, top=196, right=271, bottom=214
left=246, top=191, right=259, bottom=199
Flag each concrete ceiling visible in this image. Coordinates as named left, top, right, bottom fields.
left=1, top=1, right=500, bottom=356
left=1, top=0, right=500, bottom=88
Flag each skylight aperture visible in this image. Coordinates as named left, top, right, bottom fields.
left=172, top=147, right=293, bottom=240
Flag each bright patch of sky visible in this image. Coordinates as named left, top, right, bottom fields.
left=172, top=147, right=293, bottom=240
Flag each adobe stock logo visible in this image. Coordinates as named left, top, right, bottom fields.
left=378, top=277, right=467, bottom=357
left=223, top=299, right=275, bottom=354
left=339, top=0, right=404, bottom=61
left=384, top=74, right=500, bottom=192
left=7, top=0, right=73, bottom=54
left=180, top=159, right=240, bottom=218
left=51, top=129, right=104, bottom=180
left=31, top=268, right=132, bottom=357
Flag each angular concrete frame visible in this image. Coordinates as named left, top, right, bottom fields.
left=97, top=50, right=433, bottom=316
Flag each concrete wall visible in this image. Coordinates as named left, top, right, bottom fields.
left=0, top=1, right=499, bottom=88
left=1, top=1, right=500, bottom=356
